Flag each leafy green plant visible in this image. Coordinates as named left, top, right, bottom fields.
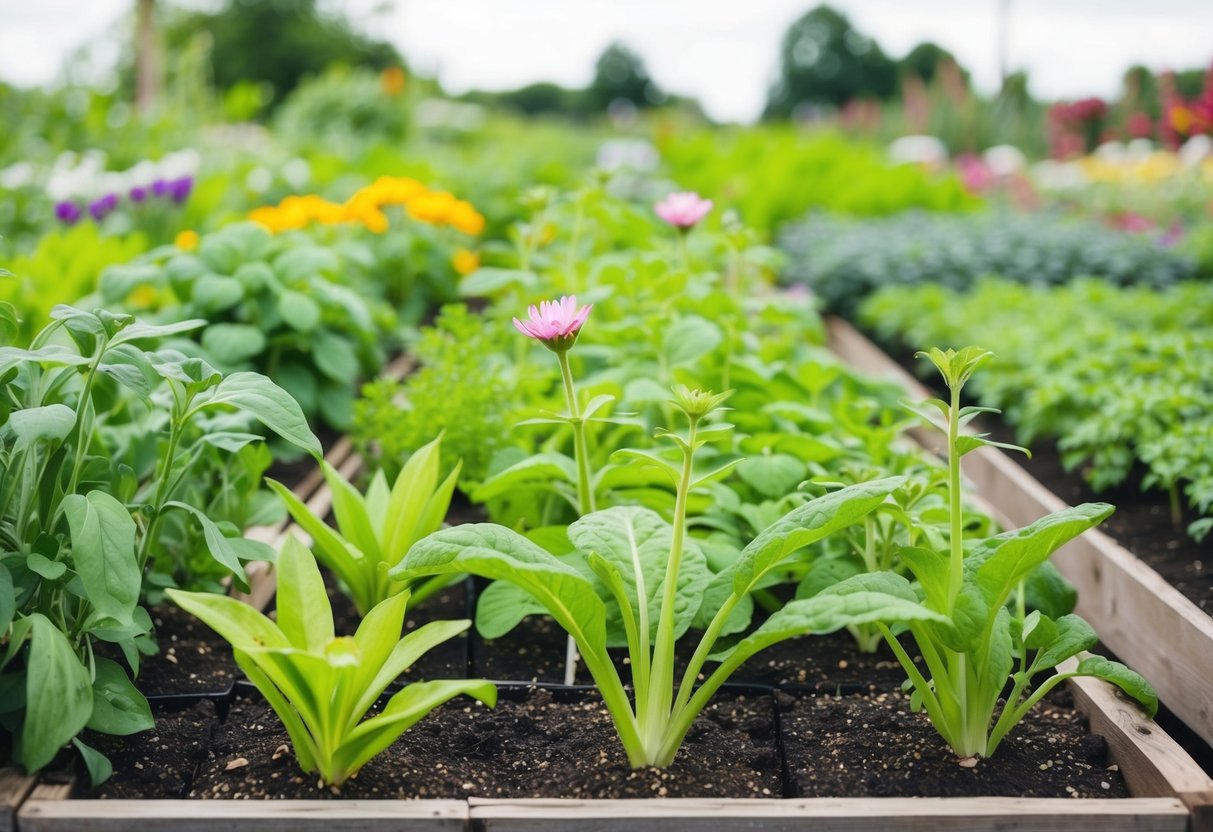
left=396, top=385, right=911, bottom=767
left=98, top=222, right=390, bottom=430
left=168, top=536, right=495, bottom=788
left=267, top=434, right=461, bottom=617
left=353, top=304, right=513, bottom=483
left=0, top=304, right=319, bottom=782
left=861, top=277, right=1213, bottom=540
left=752, top=348, right=1157, bottom=758
left=782, top=210, right=1201, bottom=315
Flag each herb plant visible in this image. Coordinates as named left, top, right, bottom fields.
left=169, top=536, right=495, bottom=787
left=267, top=433, right=461, bottom=617
left=0, top=304, right=319, bottom=781
left=754, top=348, right=1158, bottom=758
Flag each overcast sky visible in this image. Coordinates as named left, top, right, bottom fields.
left=2, top=0, right=1211, bottom=122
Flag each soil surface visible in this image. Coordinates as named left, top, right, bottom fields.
left=82, top=699, right=219, bottom=799
left=134, top=605, right=237, bottom=696
left=189, top=687, right=780, bottom=800
left=781, top=688, right=1127, bottom=798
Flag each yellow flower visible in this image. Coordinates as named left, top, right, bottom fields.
left=1170, top=106, right=1194, bottom=135
left=175, top=229, right=200, bottom=251
left=129, top=284, right=159, bottom=309
left=381, top=66, right=407, bottom=96
left=361, top=209, right=390, bottom=234
left=408, top=190, right=457, bottom=225
left=448, top=200, right=486, bottom=235
left=452, top=248, right=480, bottom=276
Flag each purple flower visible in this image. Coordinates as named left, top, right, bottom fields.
left=88, top=193, right=119, bottom=222
left=129, top=185, right=148, bottom=203
left=169, top=176, right=194, bottom=204
left=151, top=179, right=170, bottom=198
left=54, top=201, right=82, bottom=225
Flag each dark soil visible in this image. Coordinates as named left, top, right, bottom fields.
left=189, top=687, right=780, bottom=800
left=325, top=577, right=470, bottom=682
left=781, top=688, right=1127, bottom=798
left=135, top=605, right=237, bottom=696
left=471, top=614, right=572, bottom=683
left=81, top=699, right=220, bottom=799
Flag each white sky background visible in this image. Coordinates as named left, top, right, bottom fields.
left=1, top=0, right=1211, bottom=122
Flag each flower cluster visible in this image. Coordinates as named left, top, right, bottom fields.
left=49, top=149, right=198, bottom=226
left=1160, top=64, right=1213, bottom=148
left=1048, top=97, right=1109, bottom=159
left=248, top=176, right=485, bottom=236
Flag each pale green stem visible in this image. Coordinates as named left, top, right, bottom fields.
left=643, top=417, right=698, bottom=757
left=556, top=349, right=594, bottom=686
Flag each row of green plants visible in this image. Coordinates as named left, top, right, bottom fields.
left=862, top=277, right=1213, bottom=542
left=0, top=167, right=1156, bottom=791
left=779, top=209, right=1206, bottom=315
left=216, top=182, right=1157, bottom=786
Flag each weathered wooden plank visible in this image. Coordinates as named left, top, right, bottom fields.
left=468, top=797, right=1187, bottom=832
left=0, top=769, right=36, bottom=832
left=826, top=316, right=1213, bottom=749
left=1066, top=662, right=1213, bottom=832
left=16, top=798, right=467, bottom=832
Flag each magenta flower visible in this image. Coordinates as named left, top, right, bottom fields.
left=655, top=191, right=713, bottom=231
left=513, top=295, right=592, bottom=352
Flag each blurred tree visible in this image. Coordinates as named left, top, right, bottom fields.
left=134, top=0, right=160, bottom=113
left=764, top=5, right=897, bottom=119
left=900, top=42, right=967, bottom=86
left=586, top=42, right=664, bottom=111
left=160, top=0, right=402, bottom=105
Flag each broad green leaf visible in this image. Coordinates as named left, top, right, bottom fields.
left=473, top=453, right=578, bottom=502
left=1031, top=614, right=1097, bottom=674
left=22, top=614, right=93, bottom=772
left=357, top=618, right=471, bottom=716
left=727, top=477, right=904, bottom=599
left=663, top=315, right=722, bottom=367
left=737, top=453, right=804, bottom=499
left=716, top=581, right=945, bottom=669
left=85, top=657, right=153, bottom=736
left=1073, top=655, right=1158, bottom=717
left=110, top=318, right=207, bottom=346
left=63, top=492, right=139, bottom=624
left=72, top=738, right=112, bottom=787
left=164, top=501, right=272, bottom=587
left=569, top=506, right=709, bottom=646
left=973, top=503, right=1112, bottom=608
left=313, top=330, right=360, bottom=383
left=204, top=371, right=322, bottom=456
left=458, top=268, right=537, bottom=297
left=0, top=565, right=14, bottom=635
left=899, top=546, right=949, bottom=611
left=201, top=323, right=266, bottom=366
left=1023, top=562, right=1077, bottom=619
left=394, top=524, right=608, bottom=657
left=191, top=275, right=245, bottom=314
left=166, top=589, right=291, bottom=652
left=383, top=434, right=442, bottom=563
left=276, top=536, right=334, bottom=650
left=10, top=404, right=76, bottom=446
left=474, top=579, right=546, bottom=639
left=279, top=289, right=322, bottom=332
left=795, top=556, right=863, bottom=600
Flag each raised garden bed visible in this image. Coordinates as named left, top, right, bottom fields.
left=826, top=316, right=1213, bottom=755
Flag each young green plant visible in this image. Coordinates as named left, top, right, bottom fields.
left=168, top=536, right=495, bottom=787
left=752, top=347, right=1158, bottom=758
left=267, top=434, right=461, bottom=616
left=395, top=385, right=923, bottom=767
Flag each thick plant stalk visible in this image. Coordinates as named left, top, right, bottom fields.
left=557, top=350, right=594, bottom=685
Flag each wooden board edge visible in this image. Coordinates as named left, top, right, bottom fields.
left=825, top=314, right=1213, bottom=749
left=468, top=796, right=1187, bottom=831
left=0, top=769, right=37, bottom=832
left=16, top=797, right=467, bottom=831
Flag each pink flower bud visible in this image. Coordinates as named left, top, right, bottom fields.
left=655, top=191, right=713, bottom=230
left=512, top=295, right=592, bottom=352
